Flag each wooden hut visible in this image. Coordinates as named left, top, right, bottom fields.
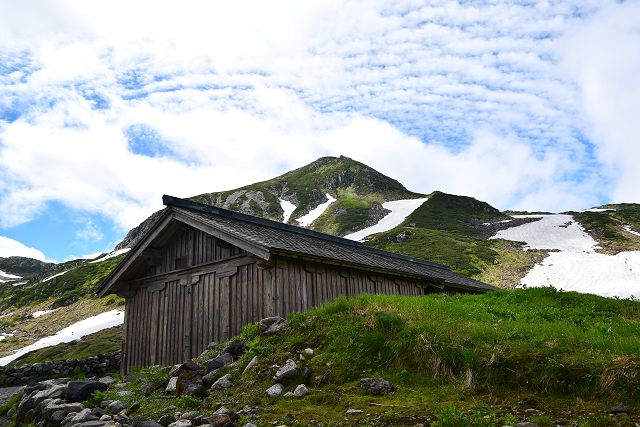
left=98, top=195, right=495, bottom=373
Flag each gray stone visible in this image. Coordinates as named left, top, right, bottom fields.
left=206, top=414, right=230, bottom=427
left=273, top=359, right=299, bottom=382
left=100, top=415, right=113, bottom=421
left=266, top=383, right=283, bottom=397
left=610, top=405, right=629, bottom=415
left=99, top=376, right=115, bottom=385
left=170, top=360, right=201, bottom=377
left=165, top=377, right=178, bottom=394
left=293, top=384, right=309, bottom=397
left=242, top=356, right=258, bottom=375
left=213, top=406, right=231, bottom=416
left=74, top=421, right=111, bottom=427
left=210, top=374, right=233, bottom=390
left=168, top=420, right=193, bottom=427
left=283, top=391, right=294, bottom=398
left=259, top=316, right=287, bottom=335
left=203, top=353, right=232, bottom=373
left=359, top=378, right=395, bottom=395
left=65, top=381, right=109, bottom=403
left=202, top=369, right=222, bottom=388
left=107, top=400, right=127, bottom=413
left=515, top=423, right=540, bottom=427
left=241, top=424, right=258, bottom=427
left=346, top=409, right=363, bottom=414
left=117, top=390, right=134, bottom=397
left=71, top=408, right=94, bottom=424
left=158, top=414, right=177, bottom=426
left=43, top=401, right=84, bottom=420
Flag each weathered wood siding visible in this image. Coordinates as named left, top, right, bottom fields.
left=121, top=228, right=437, bottom=372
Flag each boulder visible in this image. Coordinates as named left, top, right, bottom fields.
left=166, top=377, right=178, bottom=394
left=259, top=316, right=287, bottom=335
left=204, top=353, right=233, bottom=373
left=65, top=380, right=109, bottom=403
left=169, top=420, right=193, bottom=427
left=202, top=369, right=222, bottom=388
left=107, top=400, right=127, bottom=413
left=611, top=405, right=629, bottom=415
left=210, top=374, right=233, bottom=390
left=70, top=408, right=94, bottom=424
left=223, top=340, right=246, bottom=358
left=359, top=378, right=395, bottom=395
left=159, top=414, right=178, bottom=426
left=170, top=360, right=202, bottom=377
left=242, top=356, right=258, bottom=375
left=266, top=383, right=283, bottom=397
left=273, top=359, right=299, bottom=382
left=176, top=370, right=205, bottom=397
left=206, top=414, right=230, bottom=427
left=72, top=421, right=111, bottom=427
left=293, top=384, right=309, bottom=397
left=43, top=401, right=85, bottom=420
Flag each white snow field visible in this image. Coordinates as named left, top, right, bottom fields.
left=296, top=193, right=337, bottom=227
left=278, top=199, right=297, bottom=223
left=345, top=197, right=429, bottom=241
left=31, top=309, right=58, bottom=318
left=41, top=270, right=69, bottom=283
left=0, top=270, right=21, bottom=283
left=522, top=251, right=640, bottom=299
left=491, top=214, right=597, bottom=251
left=492, top=214, right=640, bottom=298
left=0, top=309, right=124, bottom=366
left=89, top=248, right=131, bottom=264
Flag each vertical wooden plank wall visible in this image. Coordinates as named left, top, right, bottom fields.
left=122, top=228, right=436, bottom=372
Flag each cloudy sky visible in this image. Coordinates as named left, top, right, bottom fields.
left=0, top=0, right=638, bottom=262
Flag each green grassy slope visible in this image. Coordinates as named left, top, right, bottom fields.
left=365, top=192, right=544, bottom=287
left=98, top=289, right=640, bottom=426
left=0, top=257, right=54, bottom=280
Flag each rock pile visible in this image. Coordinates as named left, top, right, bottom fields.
left=0, top=353, right=120, bottom=387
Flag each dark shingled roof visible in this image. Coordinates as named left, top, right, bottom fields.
left=162, top=195, right=496, bottom=293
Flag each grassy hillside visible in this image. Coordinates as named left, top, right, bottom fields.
left=365, top=192, right=544, bottom=287
left=0, top=257, right=54, bottom=280
left=95, top=288, right=639, bottom=426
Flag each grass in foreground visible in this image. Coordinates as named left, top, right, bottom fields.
left=92, top=288, right=639, bottom=426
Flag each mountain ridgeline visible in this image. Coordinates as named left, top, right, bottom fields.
left=116, top=156, right=424, bottom=249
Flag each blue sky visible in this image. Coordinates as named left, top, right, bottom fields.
left=0, top=0, right=639, bottom=262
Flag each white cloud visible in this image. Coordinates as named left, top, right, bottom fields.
left=0, top=0, right=636, bottom=242
left=558, top=1, right=640, bottom=203
left=74, top=219, right=104, bottom=241
left=0, top=235, right=47, bottom=261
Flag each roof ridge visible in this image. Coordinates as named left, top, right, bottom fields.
left=162, top=195, right=450, bottom=271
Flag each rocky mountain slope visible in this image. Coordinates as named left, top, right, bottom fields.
left=116, top=156, right=423, bottom=249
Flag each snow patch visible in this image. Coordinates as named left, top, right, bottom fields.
left=31, top=309, right=58, bottom=318
left=279, top=199, right=297, bottom=223
left=491, top=214, right=597, bottom=252
left=41, top=270, right=69, bottom=282
left=11, top=281, right=27, bottom=287
left=89, top=248, right=131, bottom=263
left=583, top=208, right=614, bottom=212
left=0, top=333, right=13, bottom=341
left=0, top=270, right=21, bottom=280
left=624, top=225, right=640, bottom=238
left=344, top=197, right=429, bottom=241
left=0, top=309, right=124, bottom=366
left=521, top=251, right=640, bottom=299
left=296, top=193, right=337, bottom=227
